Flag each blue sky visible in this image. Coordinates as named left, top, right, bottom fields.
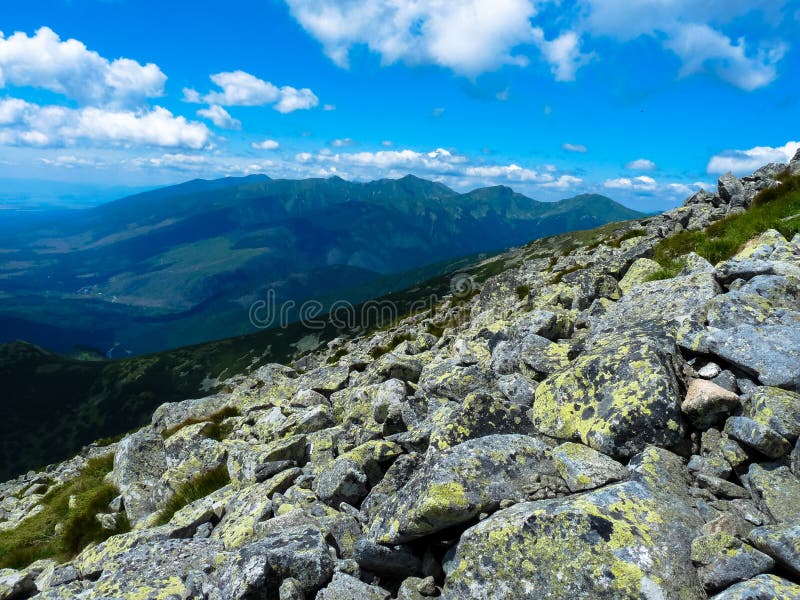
left=1, top=0, right=798, bottom=210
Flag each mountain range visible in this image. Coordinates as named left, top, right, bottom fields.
left=0, top=174, right=643, bottom=355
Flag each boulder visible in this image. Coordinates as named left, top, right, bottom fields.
left=618, top=257, right=662, bottom=294
left=682, top=379, right=740, bottom=428
left=749, top=522, right=800, bottom=576
left=442, top=447, right=704, bottom=599
left=708, top=574, right=800, bottom=599
left=112, top=429, right=167, bottom=526
left=750, top=386, right=800, bottom=441
left=718, top=172, right=745, bottom=204
left=368, top=435, right=559, bottom=544
left=314, top=440, right=402, bottom=507
left=316, top=572, right=391, bottom=600
left=531, top=332, right=685, bottom=459
left=691, top=531, right=774, bottom=592
left=747, top=463, right=800, bottom=523
left=551, top=442, right=628, bottom=493
left=724, top=417, right=790, bottom=459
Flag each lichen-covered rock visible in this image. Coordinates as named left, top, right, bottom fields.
left=589, top=271, right=720, bottom=344
left=691, top=531, right=774, bottom=592
left=442, top=447, right=704, bottom=599
left=314, top=440, right=401, bottom=507
left=747, top=463, right=800, bottom=523
left=216, top=525, right=334, bottom=598
left=750, top=386, right=800, bottom=441
left=618, top=257, right=662, bottom=294
left=724, top=417, right=790, bottom=458
left=417, top=358, right=493, bottom=402
left=428, top=393, right=534, bottom=450
left=679, top=275, right=800, bottom=391
left=531, top=332, right=685, bottom=458
left=749, top=522, right=800, bottom=576
left=112, top=429, right=167, bottom=527
left=0, top=569, right=36, bottom=600
left=315, top=572, right=391, bottom=600
left=708, top=574, right=800, bottom=599
left=369, top=435, right=558, bottom=544
left=551, top=442, right=627, bottom=493
left=352, top=538, right=421, bottom=578
left=682, top=379, right=740, bottom=428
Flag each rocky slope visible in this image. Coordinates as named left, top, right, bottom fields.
left=2, top=152, right=800, bottom=599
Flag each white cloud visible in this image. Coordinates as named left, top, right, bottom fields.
left=665, top=24, right=785, bottom=91
left=381, top=140, right=393, bottom=147
left=580, top=0, right=788, bottom=90
left=131, top=153, right=209, bottom=170
left=323, top=103, right=336, bottom=111
left=604, top=175, right=657, bottom=190
left=532, top=29, right=593, bottom=81
left=563, top=143, right=587, bottom=153
left=0, top=97, right=211, bottom=149
left=465, top=163, right=552, bottom=182
left=197, top=104, right=241, bottom=129
left=40, top=155, right=103, bottom=168
left=626, top=158, right=656, bottom=170
left=432, top=107, right=446, bottom=118
left=188, top=70, right=319, bottom=113
left=0, top=27, right=166, bottom=106
left=252, top=139, right=280, bottom=150
left=540, top=174, right=583, bottom=189
left=707, top=141, right=800, bottom=174
left=331, top=138, right=356, bottom=147
left=284, top=0, right=590, bottom=80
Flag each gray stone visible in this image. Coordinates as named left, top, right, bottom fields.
left=724, top=417, right=790, bottom=458
left=750, top=386, right=800, bottom=441
left=352, top=538, right=421, bottom=578
left=315, top=572, right=390, bottom=600
left=708, top=574, right=800, bottom=599
left=718, top=172, right=745, bottom=203
left=368, top=434, right=559, bottom=544
left=747, top=463, right=800, bottom=523
left=691, top=532, right=775, bottom=592
left=749, top=522, right=800, bottom=576
left=112, top=429, right=167, bottom=526
left=552, top=442, right=628, bottom=492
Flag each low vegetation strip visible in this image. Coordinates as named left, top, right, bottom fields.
left=650, top=172, right=800, bottom=279
left=0, top=454, right=129, bottom=569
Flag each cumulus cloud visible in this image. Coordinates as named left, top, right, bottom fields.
left=580, top=0, right=788, bottom=90
left=284, top=0, right=590, bottom=80
left=187, top=70, right=319, bottom=113
left=563, top=143, right=587, bottom=153
left=532, top=29, right=593, bottom=81
left=0, top=97, right=210, bottom=149
left=131, top=153, right=209, bottom=169
left=626, top=158, right=656, bottom=170
left=197, top=105, right=241, bottom=129
left=252, top=139, right=280, bottom=150
left=40, top=155, right=103, bottom=168
left=665, top=24, right=785, bottom=91
left=707, top=141, right=800, bottom=174
left=0, top=27, right=166, bottom=106
left=604, top=175, right=657, bottom=190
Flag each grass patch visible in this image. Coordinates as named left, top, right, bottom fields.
left=153, top=465, right=230, bottom=526
left=551, top=264, right=583, bottom=284
left=650, top=172, right=800, bottom=276
left=515, top=284, right=531, bottom=300
left=161, top=406, right=241, bottom=440
left=0, top=453, right=129, bottom=569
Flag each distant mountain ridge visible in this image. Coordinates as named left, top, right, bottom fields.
left=0, top=174, right=644, bottom=354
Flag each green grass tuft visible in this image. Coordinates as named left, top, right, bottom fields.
left=608, top=228, right=647, bottom=248
left=153, top=465, right=230, bottom=526
left=650, top=173, right=800, bottom=277
left=515, top=284, right=531, bottom=300
left=0, top=453, right=129, bottom=569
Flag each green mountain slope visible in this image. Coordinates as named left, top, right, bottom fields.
left=0, top=175, right=643, bottom=355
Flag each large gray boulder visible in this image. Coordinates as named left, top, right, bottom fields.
left=531, top=332, right=685, bottom=459
left=679, top=275, right=800, bottom=391
left=368, top=435, right=559, bottom=544
left=442, top=447, right=705, bottom=599
left=112, top=429, right=168, bottom=526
